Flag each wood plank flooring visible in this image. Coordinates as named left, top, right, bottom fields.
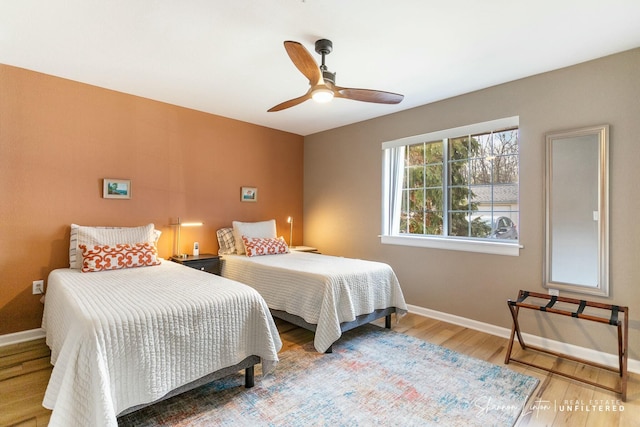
left=0, top=339, right=52, bottom=427
left=1, top=313, right=637, bottom=426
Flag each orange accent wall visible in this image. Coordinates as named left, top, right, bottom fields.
left=0, top=64, right=304, bottom=335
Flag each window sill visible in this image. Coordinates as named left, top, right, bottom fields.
left=380, top=235, right=522, bottom=256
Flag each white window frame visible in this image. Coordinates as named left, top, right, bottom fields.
left=381, top=117, right=522, bottom=256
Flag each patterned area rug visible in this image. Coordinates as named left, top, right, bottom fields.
left=118, top=325, right=538, bottom=426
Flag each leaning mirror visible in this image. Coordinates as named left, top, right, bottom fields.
left=544, top=125, right=609, bottom=296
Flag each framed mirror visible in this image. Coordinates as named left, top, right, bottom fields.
left=544, top=124, right=609, bottom=296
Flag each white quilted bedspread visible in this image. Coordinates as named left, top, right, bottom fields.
left=222, top=252, right=407, bottom=352
left=42, top=260, right=281, bottom=427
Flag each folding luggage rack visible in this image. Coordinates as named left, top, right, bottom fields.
left=504, top=290, right=628, bottom=401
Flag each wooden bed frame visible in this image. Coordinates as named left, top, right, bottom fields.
left=118, top=355, right=260, bottom=417
left=270, top=307, right=397, bottom=353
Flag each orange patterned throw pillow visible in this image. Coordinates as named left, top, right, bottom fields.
left=241, top=236, right=289, bottom=257
left=79, top=242, right=161, bottom=272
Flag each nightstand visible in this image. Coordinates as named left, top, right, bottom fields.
left=171, top=254, right=220, bottom=275
left=289, top=246, right=319, bottom=253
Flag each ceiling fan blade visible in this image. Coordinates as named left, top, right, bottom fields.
left=335, top=87, right=404, bottom=104
left=284, top=41, right=322, bottom=85
left=267, top=91, right=312, bottom=112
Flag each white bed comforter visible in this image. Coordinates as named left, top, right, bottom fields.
left=222, top=252, right=407, bottom=352
left=42, top=260, right=282, bottom=427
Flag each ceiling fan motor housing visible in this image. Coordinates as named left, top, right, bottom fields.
left=322, top=70, right=336, bottom=85
left=314, top=39, right=333, bottom=55
left=315, top=39, right=336, bottom=84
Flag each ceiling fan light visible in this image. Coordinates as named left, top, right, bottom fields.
left=311, top=87, right=334, bottom=103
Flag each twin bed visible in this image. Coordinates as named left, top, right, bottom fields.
left=218, top=219, right=407, bottom=352
left=222, top=251, right=407, bottom=352
left=42, top=221, right=407, bottom=425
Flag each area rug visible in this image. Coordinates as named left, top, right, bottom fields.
left=118, top=325, right=538, bottom=426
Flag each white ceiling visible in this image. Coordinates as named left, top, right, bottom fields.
left=2, top=1, right=639, bottom=136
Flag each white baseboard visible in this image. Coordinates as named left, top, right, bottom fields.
left=0, top=328, right=46, bottom=347
left=407, top=304, right=639, bottom=374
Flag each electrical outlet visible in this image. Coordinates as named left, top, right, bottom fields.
left=32, top=280, right=44, bottom=295
left=548, top=288, right=559, bottom=296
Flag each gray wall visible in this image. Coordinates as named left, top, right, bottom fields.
left=303, top=48, right=640, bottom=359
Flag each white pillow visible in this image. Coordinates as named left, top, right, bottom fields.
left=69, top=223, right=157, bottom=269
left=232, top=220, right=277, bottom=255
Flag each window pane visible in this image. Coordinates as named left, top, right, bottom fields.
left=449, top=187, right=469, bottom=210
left=403, top=211, right=423, bottom=234
left=402, top=189, right=426, bottom=234
left=407, top=165, right=424, bottom=188
left=493, top=129, right=519, bottom=156
left=449, top=160, right=469, bottom=185
left=494, top=154, right=518, bottom=184
left=469, top=158, right=491, bottom=185
left=425, top=141, right=444, bottom=164
left=493, top=129, right=518, bottom=184
left=448, top=137, right=468, bottom=160
left=469, top=184, right=491, bottom=206
left=491, top=183, right=518, bottom=206
left=448, top=212, right=469, bottom=237
left=425, top=164, right=443, bottom=187
left=425, top=211, right=443, bottom=235
left=407, top=189, right=424, bottom=213
left=471, top=133, right=492, bottom=158
left=491, top=212, right=518, bottom=240
left=470, top=214, right=492, bottom=238
left=408, top=214, right=424, bottom=234
left=406, top=143, right=425, bottom=166
left=424, top=188, right=442, bottom=211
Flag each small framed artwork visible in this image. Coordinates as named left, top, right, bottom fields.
left=241, top=186, right=257, bottom=202
left=103, top=179, right=131, bottom=199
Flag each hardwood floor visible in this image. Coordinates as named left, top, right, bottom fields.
left=0, top=339, right=52, bottom=427
left=1, top=313, right=637, bottom=426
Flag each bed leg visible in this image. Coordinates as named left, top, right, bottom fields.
left=325, top=345, right=333, bottom=354
left=245, top=366, right=255, bottom=388
left=385, top=314, right=392, bottom=329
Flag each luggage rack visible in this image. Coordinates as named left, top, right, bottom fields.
left=504, top=290, right=628, bottom=401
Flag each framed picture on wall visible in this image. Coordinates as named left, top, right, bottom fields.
left=241, top=186, right=257, bottom=202
left=103, top=179, right=131, bottom=199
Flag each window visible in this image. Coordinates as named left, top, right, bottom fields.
left=382, top=117, right=520, bottom=255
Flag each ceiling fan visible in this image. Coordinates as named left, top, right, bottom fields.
left=267, top=39, right=404, bottom=112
